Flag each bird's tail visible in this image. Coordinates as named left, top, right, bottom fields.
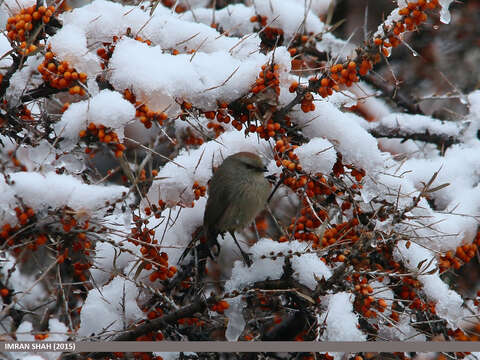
left=177, top=227, right=217, bottom=265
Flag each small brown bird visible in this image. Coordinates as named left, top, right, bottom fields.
left=179, top=152, right=271, bottom=266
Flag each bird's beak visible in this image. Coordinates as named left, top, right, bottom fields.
left=266, top=174, right=277, bottom=183
left=262, top=166, right=268, bottom=172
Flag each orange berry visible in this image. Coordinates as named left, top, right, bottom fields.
left=58, top=78, right=67, bottom=88
left=36, top=234, right=47, bottom=245
left=19, top=212, right=28, bottom=225
left=26, top=208, right=35, bottom=217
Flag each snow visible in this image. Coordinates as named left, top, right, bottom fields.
left=90, top=215, right=137, bottom=286
left=378, top=312, right=426, bottom=341
left=48, top=24, right=101, bottom=77
left=183, top=0, right=328, bottom=41
left=147, top=197, right=206, bottom=265
left=0, top=33, right=12, bottom=71
left=224, top=238, right=332, bottom=339
left=439, top=0, right=455, bottom=23
left=55, top=89, right=136, bottom=144
left=394, top=241, right=464, bottom=326
left=108, top=37, right=269, bottom=112
left=0, top=0, right=36, bottom=18
left=8, top=319, right=68, bottom=360
left=225, top=295, right=247, bottom=341
left=16, top=320, right=34, bottom=341
left=293, top=98, right=387, bottom=173
left=0, top=254, right=47, bottom=309
left=294, top=137, right=337, bottom=175
left=372, top=113, right=462, bottom=138
left=253, top=0, right=325, bottom=37
left=0, top=170, right=128, bottom=228
left=78, top=276, right=143, bottom=337
left=5, top=55, right=43, bottom=106
left=8, top=172, right=127, bottom=217
left=319, top=292, right=366, bottom=341
left=182, top=4, right=256, bottom=37
left=290, top=0, right=333, bottom=15
left=399, top=145, right=480, bottom=249
left=59, top=0, right=152, bottom=45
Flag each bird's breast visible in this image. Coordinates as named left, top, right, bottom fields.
left=217, top=175, right=270, bottom=232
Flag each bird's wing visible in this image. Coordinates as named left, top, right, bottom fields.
left=203, top=177, right=235, bottom=234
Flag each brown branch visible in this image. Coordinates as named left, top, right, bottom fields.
left=363, top=73, right=424, bottom=115
left=273, top=87, right=307, bottom=123
left=21, top=85, right=64, bottom=102
left=82, top=295, right=218, bottom=359
left=369, top=125, right=459, bottom=149
left=0, top=54, right=20, bottom=100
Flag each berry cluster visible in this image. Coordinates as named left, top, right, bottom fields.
left=124, top=89, right=168, bottom=129
left=182, top=128, right=204, bottom=146
left=249, top=15, right=268, bottom=27
left=192, top=181, right=206, bottom=200
left=177, top=317, right=205, bottom=327
left=259, top=26, right=284, bottom=49
left=34, top=333, right=49, bottom=340
left=254, top=216, right=269, bottom=238
left=351, top=276, right=388, bottom=319
left=210, top=300, right=229, bottom=314
left=7, top=150, right=27, bottom=171
left=0, top=206, right=35, bottom=251
left=204, top=102, right=234, bottom=133
left=96, top=36, right=118, bottom=69
left=144, top=199, right=166, bottom=220
left=160, top=0, right=187, bottom=13
left=449, top=325, right=480, bottom=341
left=271, top=136, right=368, bottom=253
left=19, top=106, right=34, bottom=121
left=79, top=123, right=126, bottom=158
left=305, top=60, right=368, bottom=107
left=0, top=287, right=10, bottom=300
left=439, top=242, right=478, bottom=272
left=251, top=64, right=280, bottom=96
left=283, top=0, right=442, bottom=111
left=144, top=306, right=164, bottom=320
left=37, top=49, right=87, bottom=94
left=15, top=205, right=34, bottom=224
left=52, top=212, right=93, bottom=282
left=374, top=0, right=439, bottom=56
left=6, top=5, right=55, bottom=55
left=129, top=215, right=177, bottom=282
left=321, top=219, right=360, bottom=249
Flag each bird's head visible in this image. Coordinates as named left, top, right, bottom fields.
left=229, top=152, right=268, bottom=172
